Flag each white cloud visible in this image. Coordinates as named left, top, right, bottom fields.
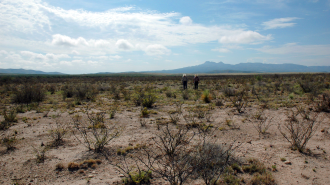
left=71, top=50, right=80, bottom=55
left=0, top=50, right=8, bottom=56
left=144, top=44, right=170, bottom=55
left=116, top=39, right=134, bottom=50
left=0, top=0, right=50, bottom=33
left=20, top=51, right=70, bottom=61
left=219, top=31, right=272, bottom=44
left=262, top=17, right=299, bottom=30
left=110, top=55, right=122, bottom=59
left=52, top=34, right=89, bottom=47
left=256, top=43, right=330, bottom=55
left=212, top=48, right=231, bottom=53
left=180, top=16, right=193, bottom=25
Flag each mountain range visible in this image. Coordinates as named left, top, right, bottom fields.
left=147, top=61, right=330, bottom=74
left=1, top=62, right=330, bottom=74
left=0, top=68, right=63, bottom=75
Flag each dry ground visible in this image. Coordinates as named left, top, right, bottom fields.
left=0, top=74, right=330, bottom=185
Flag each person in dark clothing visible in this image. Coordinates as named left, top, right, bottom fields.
left=193, top=74, right=199, bottom=89
left=182, top=74, right=188, bottom=90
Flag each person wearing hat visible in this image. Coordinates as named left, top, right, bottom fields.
left=182, top=74, right=188, bottom=90
left=193, top=74, right=199, bottom=89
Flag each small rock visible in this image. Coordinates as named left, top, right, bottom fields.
left=247, top=140, right=252, bottom=144
left=119, top=174, right=125, bottom=177
left=285, top=161, right=292, bottom=165
left=88, top=175, right=94, bottom=178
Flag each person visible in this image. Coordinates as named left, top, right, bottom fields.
left=182, top=74, right=188, bottom=90
left=193, top=74, right=199, bottom=89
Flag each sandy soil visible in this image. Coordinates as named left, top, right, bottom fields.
left=0, top=99, right=329, bottom=185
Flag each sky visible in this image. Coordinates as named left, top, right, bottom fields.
left=0, top=0, right=330, bottom=74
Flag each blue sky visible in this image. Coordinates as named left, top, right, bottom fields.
left=0, top=0, right=329, bottom=74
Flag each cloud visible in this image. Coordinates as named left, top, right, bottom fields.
left=0, top=50, right=8, bottom=56
left=180, top=16, right=193, bottom=25
left=71, top=50, right=80, bottom=55
left=52, top=34, right=89, bottom=47
left=219, top=31, right=272, bottom=44
left=1, top=0, right=272, bottom=48
left=110, top=55, right=122, bottom=59
left=262, top=17, right=299, bottom=30
left=0, top=0, right=51, bottom=33
left=256, top=43, right=330, bottom=55
left=212, top=48, right=231, bottom=53
left=145, top=44, right=170, bottom=55
left=116, top=39, right=134, bottom=50
left=20, top=51, right=70, bottom=61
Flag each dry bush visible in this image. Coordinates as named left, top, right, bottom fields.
left=68, top=162, right=80, bottom=171
left=227, top=87, right=249, bottom=113
left=49, top=114, right=68, bottom=146
left=55, top=163, right=65, bottom=171
left=314, top=93, right=330, bottom=112
left=1, top=134, right=17, bottom=150
left=182, top=90, right=190, bottom=100
left=71, top=108, right=122, bottom=153
left=137, top=124, right=196, bottom=185
left=2, top=107, right=17, bottom=123
left=278, top=107, right=322, bottom=152
left=250, top=110, right=274, bottom=138
left=11, top=84, right=45, bottom=105
left=168, top=101, right=183, bottom=124
left=33, top=146, right=48, bottom=163
left=191, top=142, right=236, bottom=185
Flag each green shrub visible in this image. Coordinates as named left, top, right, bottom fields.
left=123, top=170, right=152, bottom=185
left=142, top=92, right=157, bottom=108
left=201, top=89, right=212, bottom=103
left=12, top=84, right=45, bottom=105
left=3, top=107, right=17, bottom=123
left=250, top=172, right=275, bottom=185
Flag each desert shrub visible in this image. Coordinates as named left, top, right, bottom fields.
left=191, top=142, right=235, bottom=185
left=123, top=170, right=152, bottom=185
left=250, top=110, right=274, bottom=138
left=167, top=101, right=183, bottom=124
left=71, top=109, right=122, bottom=153
left=314, top=93, right=330, bottom=112
left=3, top=107, right=17, bottom=123
left=228, top=87, right=249, bottom=113
left=250, top=172, right=276, bottom=185
left=11, top=84, right=45, bottom=105
left=132, top=90, right=145, bottom=106
left=1, top=134, right=17, bottom=150
left=242, top=158, right=266, bottom=174
left=140, top=107, right=149, bottom=118
left=142, top=92, right=157, bottom=108
left=137, top=124, right=196, bottom=185
left=55, top=163, right=65, bottom=171
left=201, top=89, right=212, bottom=103
left=68, top=162, right=80, bottom=171
left=182, top=90, right=190, bottom=100
left=49, top=114, right=68, bottom=146
left=223, top=87, right=236, bottom=97
left=46, top=84, right=56, bottom=94
left=33, top=146, right=48, bottom=163
left=79, top=159, right=102, bottom=169
left=109, top=104, right=118, bottom=119
left=278, top=107, right=322, bottom=152
left=61, top=85, right=75, bottom=99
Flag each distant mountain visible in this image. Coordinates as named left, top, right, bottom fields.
left=0, top=68, right=64, bottom=75
left=147, top=61, right=330, bottom=73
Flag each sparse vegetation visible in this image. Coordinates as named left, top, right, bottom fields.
left=1, top=73, right=330, bottom=184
